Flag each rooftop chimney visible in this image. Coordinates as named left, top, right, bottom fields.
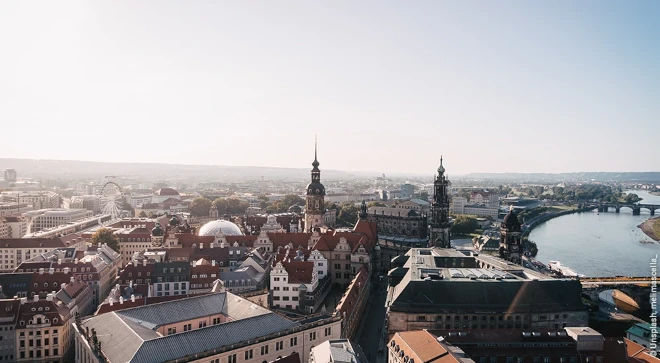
left=61, top=283, right=66, bottom=290
left=33, top=295, right=39, bottom=302
left=70, top=276, right=75, bottom=283
left=74, top=258, right=79, bottom=264
left=131, top=294, right=135, bottom=303
left=212, top=260, right=216, bottom=266
left=63, top=267, right=70, bottom=274
left=119, top=296, right=124, bottom=304
left=210, top=243, right=214, bottom=249
left=200, top=243, right=204, bottom=249
left=39, top=268, right=44, bottom=275
left=109, top=297, right=114, bottom=306
left=48, top=268, right=54, bottom=275
left=143, top=259, right=147, bottom=267
left=57, top=259, right=62, bottom=265
left=46, top=294, right=53, bottom=301
left=20, top=297, right=27, bottom=305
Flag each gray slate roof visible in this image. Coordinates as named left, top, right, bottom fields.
left=82, top=292, right=297, bottom=363
left=390, top=279, right=586, bottom=314
left=131, top=313, right=297, bottom=363
left=118, top=292, right=228, bottom=329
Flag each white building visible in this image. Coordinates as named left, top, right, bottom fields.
left=0, top=216, right=28, bottom=238
left=128, top=194, right=153, bottom=208
left=0, top=203, right=33, bottom=217
left=24, top=208, right=94, bottom=233
left=0, top=191, right=61, bottom=209
left=152, top=188, right=181, bottom=203
left=0, top=237, right=87, bottom=272
left=270, top=249, right=327, bottom=313
left=70, top=195, right=102, bottom=213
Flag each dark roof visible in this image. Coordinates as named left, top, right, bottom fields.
left=0, top=238, right=68, bottom=249
left=0, top=273, right=33, bottom=298
left=391, top=279, right=587, bottom=314
left=270, top=352, right=302, bottom=363
left=502, top=209, right=521, bottom=228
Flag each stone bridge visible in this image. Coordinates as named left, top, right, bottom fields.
left=583, top=203, right=660, bottom=216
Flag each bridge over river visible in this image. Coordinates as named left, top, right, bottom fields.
left=583, top=202, right=660, bottom=215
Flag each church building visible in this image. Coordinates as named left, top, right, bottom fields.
left=429, top=156, right=452, bottom=248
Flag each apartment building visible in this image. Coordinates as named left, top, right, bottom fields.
left=0, top=238, right=87, bottom=273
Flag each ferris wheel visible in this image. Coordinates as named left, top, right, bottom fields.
left=99, top=181, right=124, bottom=218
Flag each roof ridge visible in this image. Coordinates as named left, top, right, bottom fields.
left=116, top=291, right=225, bottom=314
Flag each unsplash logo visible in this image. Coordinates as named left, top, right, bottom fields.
left=651, top=255, right=658, bottom=356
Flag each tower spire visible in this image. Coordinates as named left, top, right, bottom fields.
left=312, top=135, right=320, bottom=169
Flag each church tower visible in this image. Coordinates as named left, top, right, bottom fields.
left=358, top=200, right=368, bottom=221
left=305, top=137, right=325, bottom=232
left=429, top=156, right=452, bottom=248
left=500, top=206, right=522, bottom=264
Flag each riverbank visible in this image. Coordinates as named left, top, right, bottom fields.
left=522, top=207, right=584, bottom=237
left=638, top=217, right=660, bottom=242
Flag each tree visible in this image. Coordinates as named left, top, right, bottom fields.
left=189, top=197, right=212, bottom=216
left=91, top=228, right=119, bottom=252
left=336, top=203, right=359, bottom=227
left=138, top=211, right=148, bottom=218
left=451, top=215, right=479, bottom=235
left=122, top=197, right=135, bottom=217
left=624, top=193, right=642, bottom=204
left=212, top=198, right=250, bottom=215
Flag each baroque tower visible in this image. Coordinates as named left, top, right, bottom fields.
left=500, top=206, right=522, bottom=264
left=305, top=137, right=325, bottom=232
left=429, top=156, right=451, bottom=248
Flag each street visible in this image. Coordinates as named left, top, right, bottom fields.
left=356, top=276, right=389, bottom=363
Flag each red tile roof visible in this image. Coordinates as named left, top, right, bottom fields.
left=280, top=260, right=314, bottom=284
left=154, top=188, right=180, bottom=196
left=336, top=266, right=369, bottom=317
left=267, top=232, right=312, bottom=249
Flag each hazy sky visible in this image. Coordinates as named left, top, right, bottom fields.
left=1, top=1, right=658, bottom=175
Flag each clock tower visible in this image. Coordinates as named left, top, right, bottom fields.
left=305, top=138, right=325, bottom=232
left=429, top=156, right=452, bottom=248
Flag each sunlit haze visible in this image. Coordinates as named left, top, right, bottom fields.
left=1, top=1, right=658, bottom=175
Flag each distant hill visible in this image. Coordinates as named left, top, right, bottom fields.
left=460, top=172, right=660, bottom=183
left=0, top=158, right=383, bottom=181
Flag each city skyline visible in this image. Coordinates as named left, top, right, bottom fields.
left=1, top=1, right=658, bottom=174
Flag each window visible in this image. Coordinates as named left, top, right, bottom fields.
left=309, top=331, right=316, bottom=340
left=228, top=354, right=237, bottom=363
left=245, top=349, right=253, bottom=360
left=324, top=327, right=331, bottom=336
left=199, top=321, right=207, bottom=328
left=276, top=341, right=284, bottom=351
left=167, top=327, right=176, bottom=335
left=183, top=324, right=192, bottom=331
left=417, top=316, right=426, bottom=321
left=261, top=345, right=269, bottom=355
left=290, top=336, right=298, bottom=346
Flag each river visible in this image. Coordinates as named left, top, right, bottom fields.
left=529, top=190, right=660, bottom=277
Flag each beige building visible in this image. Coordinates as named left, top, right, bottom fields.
left=1, top=191, right=61, bottom=210
left=74, top=291, right=341, bottom=363
left=1, top=216, right=28, bottom=238
left=15, top=295, right=73, bottom=362
left=24, top=209, right=93, bottom=234
left=0, top=238, right=87, bottom=273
